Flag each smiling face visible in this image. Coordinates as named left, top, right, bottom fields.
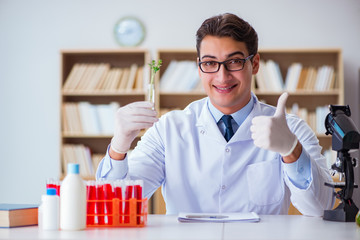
left=198, top=35, right=260, bottom=115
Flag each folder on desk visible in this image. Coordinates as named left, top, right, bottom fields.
left=178, top=212, right=260, bottom=223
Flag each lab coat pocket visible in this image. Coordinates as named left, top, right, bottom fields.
left=246, top=158, right=284, bottom=206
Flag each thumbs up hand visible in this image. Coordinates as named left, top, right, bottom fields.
left=250, top=92, right=298, bottom=156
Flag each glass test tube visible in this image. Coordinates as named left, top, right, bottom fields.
left=103, top=181, right=113, bottom=225
left=113, top=180, right=123, bottom=224
left=134, top=180, right=143, bottom=224
left=86, top=181, right=96, bottom=225
left=96, top=181, right=105, bottom=225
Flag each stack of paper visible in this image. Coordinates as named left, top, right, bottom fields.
left=178, top=212, right=260, bottom=223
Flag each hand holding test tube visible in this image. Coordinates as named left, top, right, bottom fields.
left=110, top=102, right=158, bottom=154
left=110, top=60, right=161, bottom=156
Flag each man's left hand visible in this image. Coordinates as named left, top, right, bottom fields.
left=250, top=92, right=298, bottom=157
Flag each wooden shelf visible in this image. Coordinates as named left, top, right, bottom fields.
left=62, top=129, right=146, bottom=139
left=62, top=90, right=146, bottom=96
left=254, top=90, right=340, bottom=95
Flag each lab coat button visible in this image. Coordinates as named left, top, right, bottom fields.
left=225, top=148, right=230, bottom=152
left=221, top=185, right=226, bottom=190
left=200, top=130, right=205, bottom=134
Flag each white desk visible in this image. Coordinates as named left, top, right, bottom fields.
left=0, top=215, right=359, bottom=240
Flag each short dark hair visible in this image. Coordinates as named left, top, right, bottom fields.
left=196, top=13, right=258, bottom=58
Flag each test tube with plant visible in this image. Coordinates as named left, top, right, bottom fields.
left=148, top=59, right=162, bottom=108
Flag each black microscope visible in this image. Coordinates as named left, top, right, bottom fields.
left=323, top=105, right=360, bottom=222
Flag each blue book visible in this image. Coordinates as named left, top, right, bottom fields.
left=0, top=203, right=38, bottom=228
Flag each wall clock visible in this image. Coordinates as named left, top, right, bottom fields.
left=114, top=17, right=146, bottom=47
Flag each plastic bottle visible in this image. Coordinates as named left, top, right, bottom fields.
left=39, top=188, right=60, bottom=230
left=60, top=163, right=86, bottom=230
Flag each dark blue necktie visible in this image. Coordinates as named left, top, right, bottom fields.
left=221, top=115, right=234, bottom=142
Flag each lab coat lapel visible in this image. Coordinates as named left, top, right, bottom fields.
left=196, top=99, right=227, bottom=144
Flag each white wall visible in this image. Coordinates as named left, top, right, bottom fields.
left=0, top=0, right=359, bottom=205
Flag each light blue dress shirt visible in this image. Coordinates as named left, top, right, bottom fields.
left=96, top=93, right=334, bottom=216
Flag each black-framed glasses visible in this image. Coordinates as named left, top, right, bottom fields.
left=198, top=54, right=254, bottom=73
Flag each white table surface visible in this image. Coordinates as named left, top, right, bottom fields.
left=0, top=214, right=359, bottom=240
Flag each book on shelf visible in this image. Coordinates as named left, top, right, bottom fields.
left=125, top=64, right=138, bottom=91
left=78, top=102, right=100, bottom=135
left=255, top=60, right=267, bottom=90
left=62, top=144, right=97, bottom=178
left=63, top=63, right=87, bottom=91
left=256, top=60, right=283, bottom=91
left=288, top=103, right=328, bottom=134
left=76, top=64, right=97, bottom=91
left=315, top=105, right=328, bottom=134
left=160, top=60, right=177, bottom=91
left=102, top=68, right=123, bottom=91
left=63, top=63, right=146, bottom=92
left=303, top=67, right=317, bottom=90
left=284, top=63, right=302, bottom=92
left=0, top=204, right=38, bottom=228
left=118, top=67, right=130, bottom=90
left=134, top=66, right=144, bottom=90
left=62, top=102, right=120, bottom=135
left=96, top=102, right=120, bottom=135
left=295, top=67, right=308, bottom=90
left=96, top=68, right=110, bottom=91
left=92, top=64, right=111, bottom=90
left=83, top=63, right=110, bottom=91
left=315, top=65, right=336, bottom=91
left=266, top=60, right=284, bottom=91
left=62, top=103, right=82, bottom=134
left=255, top=60, right=336, bottom=92
left=160, top=60, right=200, bottom=92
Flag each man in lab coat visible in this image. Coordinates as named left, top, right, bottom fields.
left=97, top=13, right=335, bottom=216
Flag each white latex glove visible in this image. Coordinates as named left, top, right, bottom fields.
left=250, top=92, right=298, bottom=156
left=111, top=101, right=158, bottom=154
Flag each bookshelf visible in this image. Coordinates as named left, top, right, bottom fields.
left=60, top=49, right=150, bottom=180
left=156, top=48, right=344, bottom=215
left=60, top=48, right=343, bottom=215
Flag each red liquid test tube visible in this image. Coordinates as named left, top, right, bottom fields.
left=55, top=181, right=61, bottom=196
left=103, top=182, right=113, bottom=225
left=46, top=178, right=61, bottom=196
left=46, top=178, right=56, bottom=191
left=86, top=181, right=96, bottom=225
left=96, top=181, right=105, bottom=225
left=114, top=180, right=123, bottom=224
left=134, top=180, right=143, bottom=224
left=124, top=182, right=133, bottom=224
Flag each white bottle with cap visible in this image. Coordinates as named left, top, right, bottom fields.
left=60, top=163, right=86, bottom=230
left=40, top=188, right=60, bottom=230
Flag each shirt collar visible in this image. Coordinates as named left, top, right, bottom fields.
left=207, top=96, right=254, bottom=127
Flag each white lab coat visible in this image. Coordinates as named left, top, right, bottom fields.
left=99, top=93, right=335, bottom=216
